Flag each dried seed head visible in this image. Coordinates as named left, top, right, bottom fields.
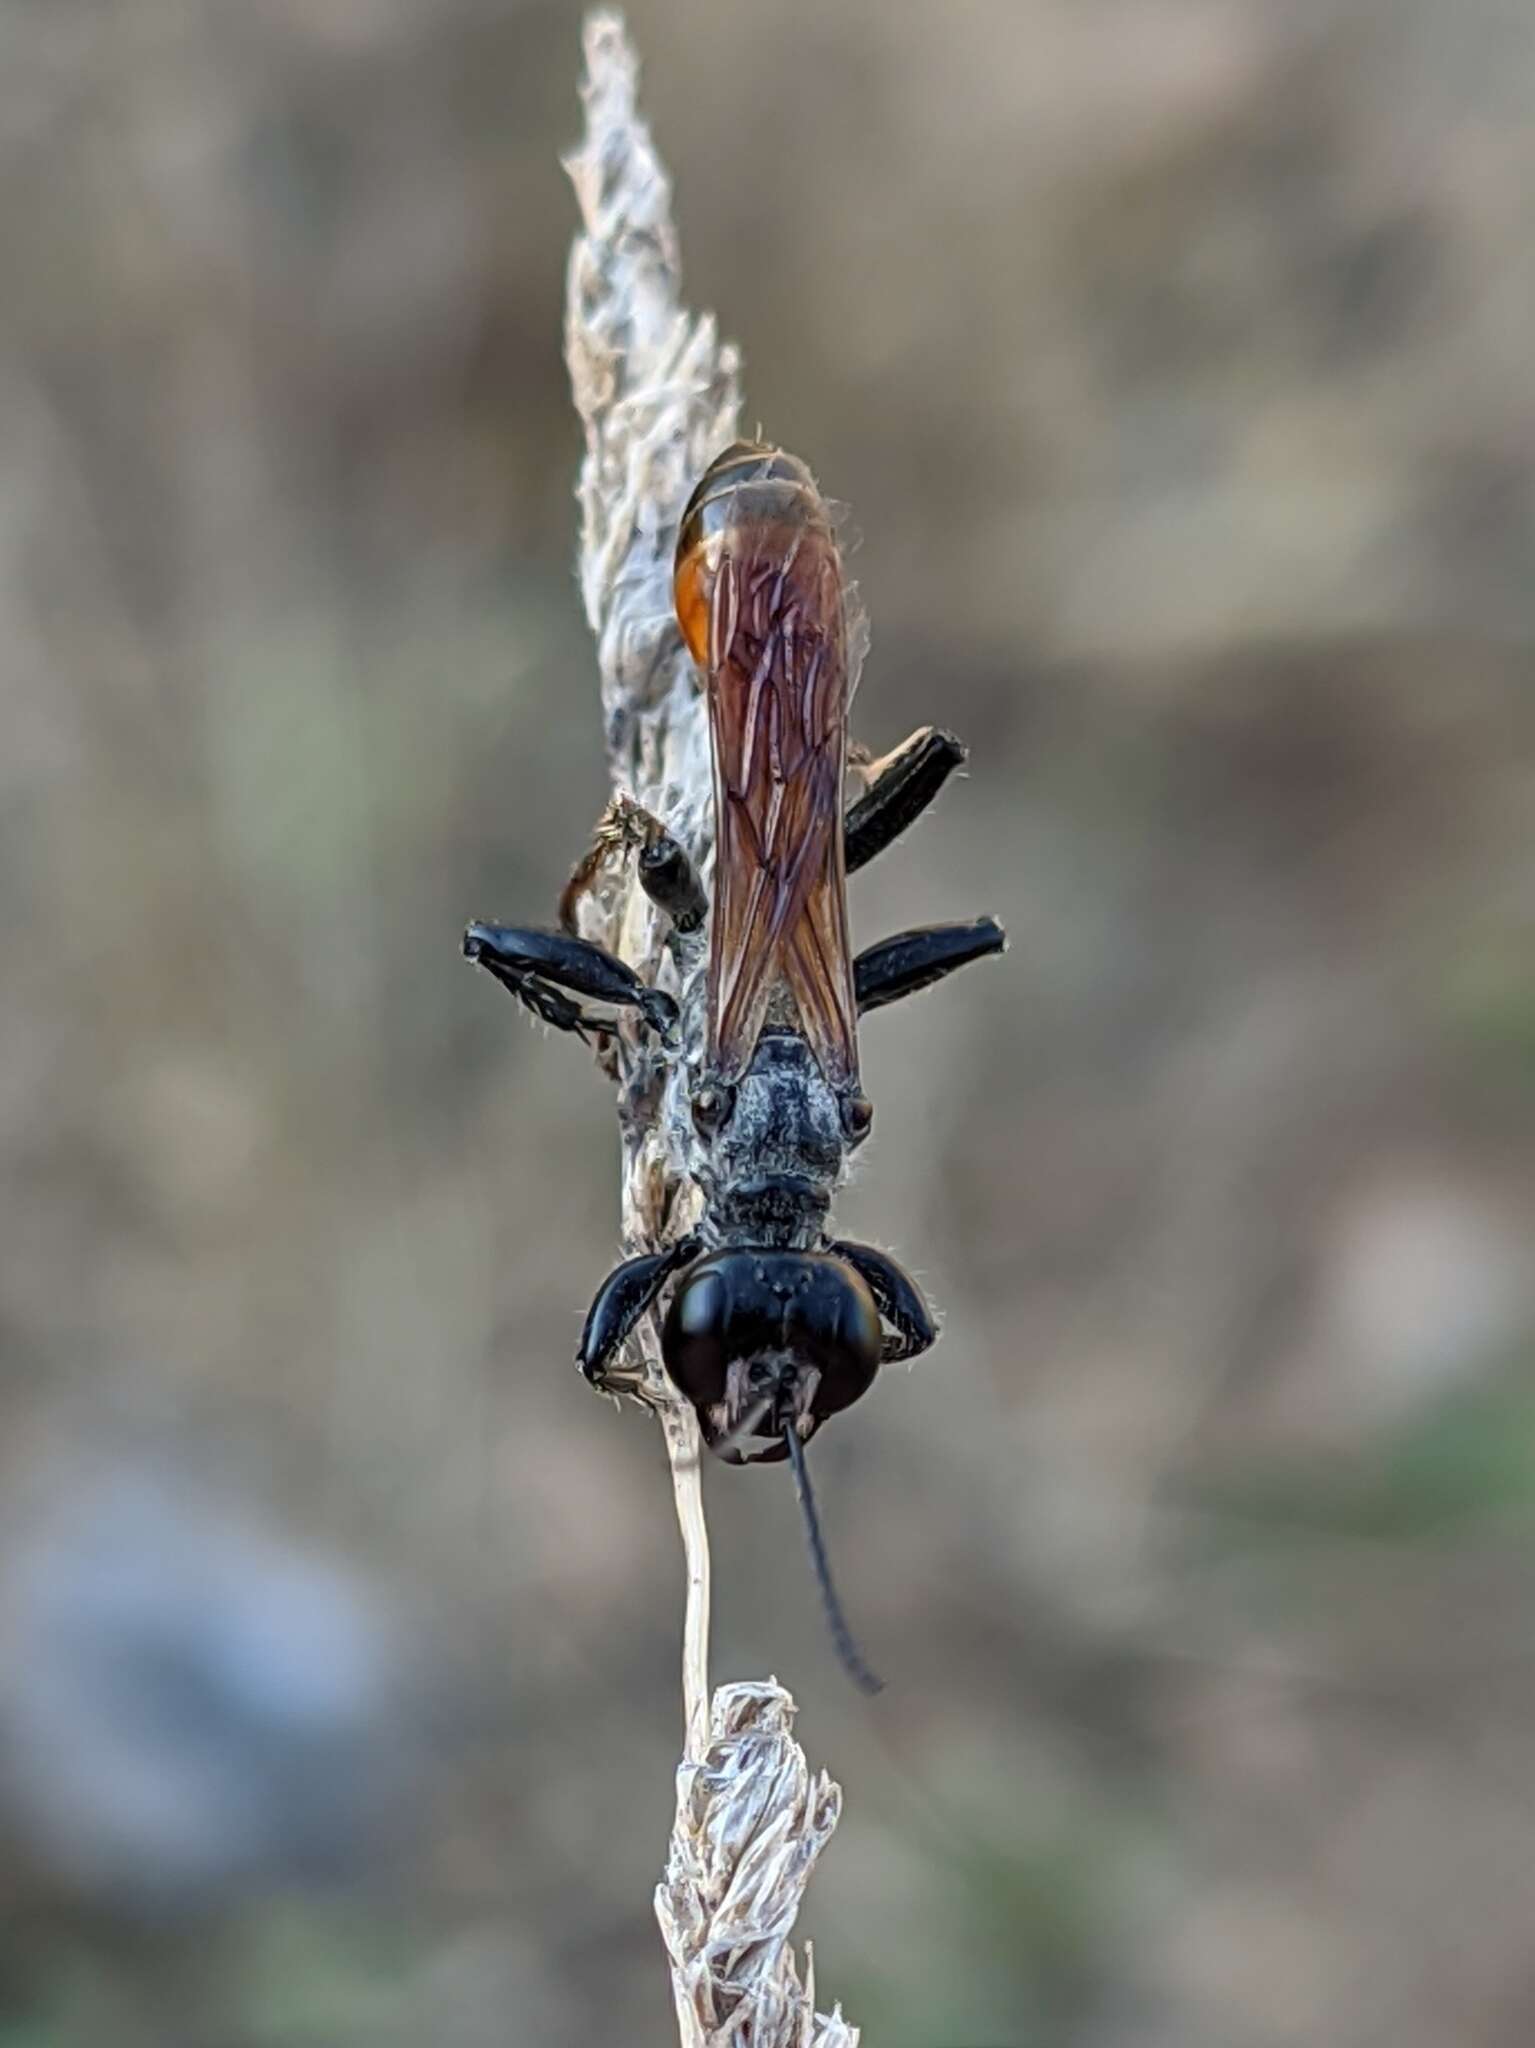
left=656, top=1682, right=858, bottom=2048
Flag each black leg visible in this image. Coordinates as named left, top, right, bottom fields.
left=559, top=796, right=706, bottom=937
left=854, top=917, right=1005, bottom=1016
left=576, top=1234, right=703, bottom=1384
left=637, top=829, right=707, bottom=934
left=464, top=922, right=678, bottom=1040
left=512, top=973, right=602, bottom=1041
left=844, top=727, right=967, bottom=875
left=828, top=1240, right=936, bottom=1363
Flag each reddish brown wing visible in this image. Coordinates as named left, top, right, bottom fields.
left=705, top=527, right=860, bottom=1088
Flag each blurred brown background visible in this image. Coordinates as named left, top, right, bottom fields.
left=2, top=2, right=1533, bottom=2043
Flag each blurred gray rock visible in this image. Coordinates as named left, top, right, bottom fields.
left=0, top=1451, right=417, bottom=1917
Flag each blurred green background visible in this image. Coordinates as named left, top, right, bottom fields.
left=2, top=2, right=1533, bottom=2044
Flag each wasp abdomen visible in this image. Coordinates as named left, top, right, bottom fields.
left=674, top=439, right=832, bottom=666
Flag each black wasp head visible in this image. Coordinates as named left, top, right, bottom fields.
left=662, top=1246, right=887, bottom=1695
left=660, top=1249, right=881, bottom=1464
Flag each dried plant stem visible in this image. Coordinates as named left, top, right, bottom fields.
left=661, top=1400, right=711, bottom=1766
left=561, top=13, right=857, bottom=2042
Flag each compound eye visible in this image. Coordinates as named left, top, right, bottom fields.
left=789, top=1261, right=881, bottom=1420
left=661, top=1265, right=731, bottom=1408
left=691, top=1082, right=735, bottom=1137
left=836, top=1282, right=883, bottom=1383
left=841, top=1093, right=874, bottom=1146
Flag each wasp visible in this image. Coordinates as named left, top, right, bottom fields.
left=465, top=442, right=1004, bottom=1687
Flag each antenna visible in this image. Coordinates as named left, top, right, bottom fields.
left=782, top=1422, right=884, bottom=1696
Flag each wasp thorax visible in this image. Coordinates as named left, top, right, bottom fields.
left=699, top=1034, right=846, bottom=1240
